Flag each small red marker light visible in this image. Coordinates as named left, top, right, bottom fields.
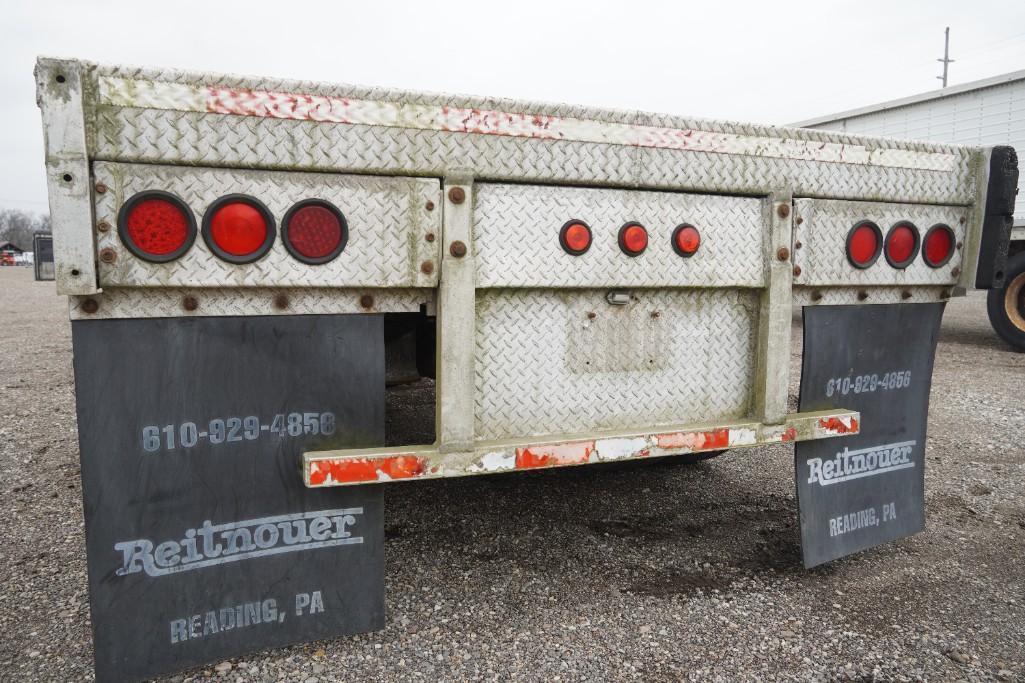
left=618, top=223, right=648, bottom=256
left=283, top=199, right=348, bottom=264
left=117, top=191, right=196, bottom=262
left=559, top=220, right=592, bottom=255
left=202, top=195, right=275, bottom=264
left=922, top=224, right=955, bottom=268
left=672, top=224, right=701, bottom=257
left=885, top=222, right=919, bottom=269
left=846, top=221, right=882, bottom=269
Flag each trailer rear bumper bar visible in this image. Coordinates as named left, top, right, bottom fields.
left=302, top=409, right=859, bottom=487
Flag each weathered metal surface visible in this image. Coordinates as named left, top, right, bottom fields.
left=473, top=289, right=758, bottom=441
left=792, top=199, right=968, bottom=287
left=796, top=303, right=943, bottom=567
left=303, top=409, right=859, bottom=487
left=95, top=75, right=958, bottom=172
left=91, top=162, right=441, bottom=288
left=793, top=286, right=951, bottom=307
left=77, top=62, right=978, bottom=208
left=473, top=184, right=765, bottom=288
left=752, top=193, right=793, bottom=425
left=71, top=314, right=385, bottom=682
left=68, top=287, right=431, bottom=320
left=35, top=58, right=97, bottom=294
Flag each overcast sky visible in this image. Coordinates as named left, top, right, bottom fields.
left=2, top=0, right=1024, bottom=213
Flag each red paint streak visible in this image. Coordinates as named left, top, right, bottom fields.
left=515, top=441, right=594, bottom=469
left=656, top=428, right=729, bottom=451
left=781, top=427, right=798, bottom=443
left=309, top=455, right=426, bottom=485
left=818, top=416, right=859, bottom=434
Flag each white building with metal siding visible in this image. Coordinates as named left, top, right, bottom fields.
left=793, top=70, right=1025, bottom=228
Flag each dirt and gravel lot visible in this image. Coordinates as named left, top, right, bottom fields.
left=1, top=266, right=1023, bottom=682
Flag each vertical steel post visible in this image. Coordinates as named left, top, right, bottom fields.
left=436, top=176, right=476, bottom=453
left=753, top=191, right=794, bottom=425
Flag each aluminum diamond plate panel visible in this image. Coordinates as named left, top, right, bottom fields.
left=81, top=62, right=978, bottom=206
left=793, top=199, right=968, bottom=287
left=474, top=184, right=765, bottom=288
left=474, top=289, right=758, bottom=442
left=92, top=162, right=441, bottom=288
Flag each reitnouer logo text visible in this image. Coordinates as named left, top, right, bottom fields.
left=807, top=441, right=916, bottom=486
left=114, top=508, right=363, bottom=578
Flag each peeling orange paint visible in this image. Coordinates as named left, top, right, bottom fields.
left=656, top=428, right=729, bottom=450
left=781, top=427, right=798, bottom=442
left=309, top=455, right=427, bottom=485
left=515, top=441, right=594, bottom=469
left=818, top=416, right=859, bottom=434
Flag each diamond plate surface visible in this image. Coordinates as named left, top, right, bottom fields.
left=92, top=162, right=441, bottom=288
left=793, top=199, right=968, bottom=287
left=474, top=289, right=758, bottom=442
left=92, top=107, right=975, bottom=208
left=474, top=184, right=765, bottom=288
left=70, top=288, right=430, bottom=320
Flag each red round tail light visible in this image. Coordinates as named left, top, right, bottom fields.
left=559, top=220, right=592, bottom=255
left=202, top=195, right=275, bottom=264
left=282, top=199, right=348, bottom=264
left=922, top=224, right=955, bottom=268
left=846, top=221, right=882, bottom=269
left=884, top=222, right=920, bottom=269
left=117, top=191, right=196, bottom=262
left=672, top=224, right=701, bottom=257
left=618, top=222, right=648, bottom=256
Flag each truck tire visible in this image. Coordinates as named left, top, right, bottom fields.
left=987, top=251, right=1025, bottom=352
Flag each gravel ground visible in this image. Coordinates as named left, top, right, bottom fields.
left=1, top=266, right=1023, bottom=682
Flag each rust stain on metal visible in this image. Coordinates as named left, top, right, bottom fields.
left=80, top=298, right=99, bottom=314
left=425, top=232, right=436, bottom=243
left=182, top=295, right=198, bottom=311
left=359, top=294, right=374, bottom=309
left=94, top=181, right=107, bottom=194
left=96, top=220, right=110, bottom=233
left=99, top=248, right=116, bottom=264
left=901, top=290, right=912, bottom=300
left=449, top=240, right=467, bottom=258
left=425, top=200, right=435, bottom=211
left=793, top=265, right=802, bottom=277
left=857, top=290, right=869, bottom=301
left=777, top=246, right=790, bottom=261
left=420, top=260, right=434, bottom=275
left=811, top=290, right=823, bottom=302
left=777, top=204, right=790, bottom=219
left=273, top=293, right=290, bottom=310
left=447, top=187, right=466, bottom=204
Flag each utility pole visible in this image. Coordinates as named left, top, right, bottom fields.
left=937, top=27, right=954, bottom=88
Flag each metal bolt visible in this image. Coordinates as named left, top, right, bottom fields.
left=273, top=294, right=289, bottom=310
left=425, top=200, right=435, bottom=212
left=793, top=265, right=802, bottom=277
left=951, top=266, right=961, bottom=277
left=794, top=240, right=802, bottom=249
left=94, top=182, right=107, bottom=194
left=857, top=290, right=869, bottom=301
left=182, top=295, right=199, bottom=311
left=811, top=291, right=823, bottom=302
left=795, top=217, right=804, bottom=225
left=587, top=312, right=597, bottom=320
left=959, top=216, right=966, bottom=224
left=448, top=187, right=466, bottom=204
left=901, top=290, right=912, bottom=300
left=425, top=232, right=436, bottom=243
left=776, top=247, right=790, bottom=261
left=80, top=298, right=99, bottom=314
left=777, top=204, right=790, bottom=219
left=956, top=241, right=963, bottom=250
left=97, top=220, right=110, bottom=233
left=99, top=248, right=116, bottom=264
left=359, top=294, right=374, bottom=309
left=420, top=260, right=434, bottom=275
left=450, top=240, right=467, bottom=258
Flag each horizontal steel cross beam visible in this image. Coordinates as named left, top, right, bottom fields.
left=303, top=409, right=859, bottom=487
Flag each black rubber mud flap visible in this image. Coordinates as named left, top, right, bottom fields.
left=795, top=303, right=944, bottom=568
left=71, top=315, right=385, bottom=683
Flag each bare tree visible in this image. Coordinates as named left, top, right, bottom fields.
left=0, top=209, right=51, bottom=250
